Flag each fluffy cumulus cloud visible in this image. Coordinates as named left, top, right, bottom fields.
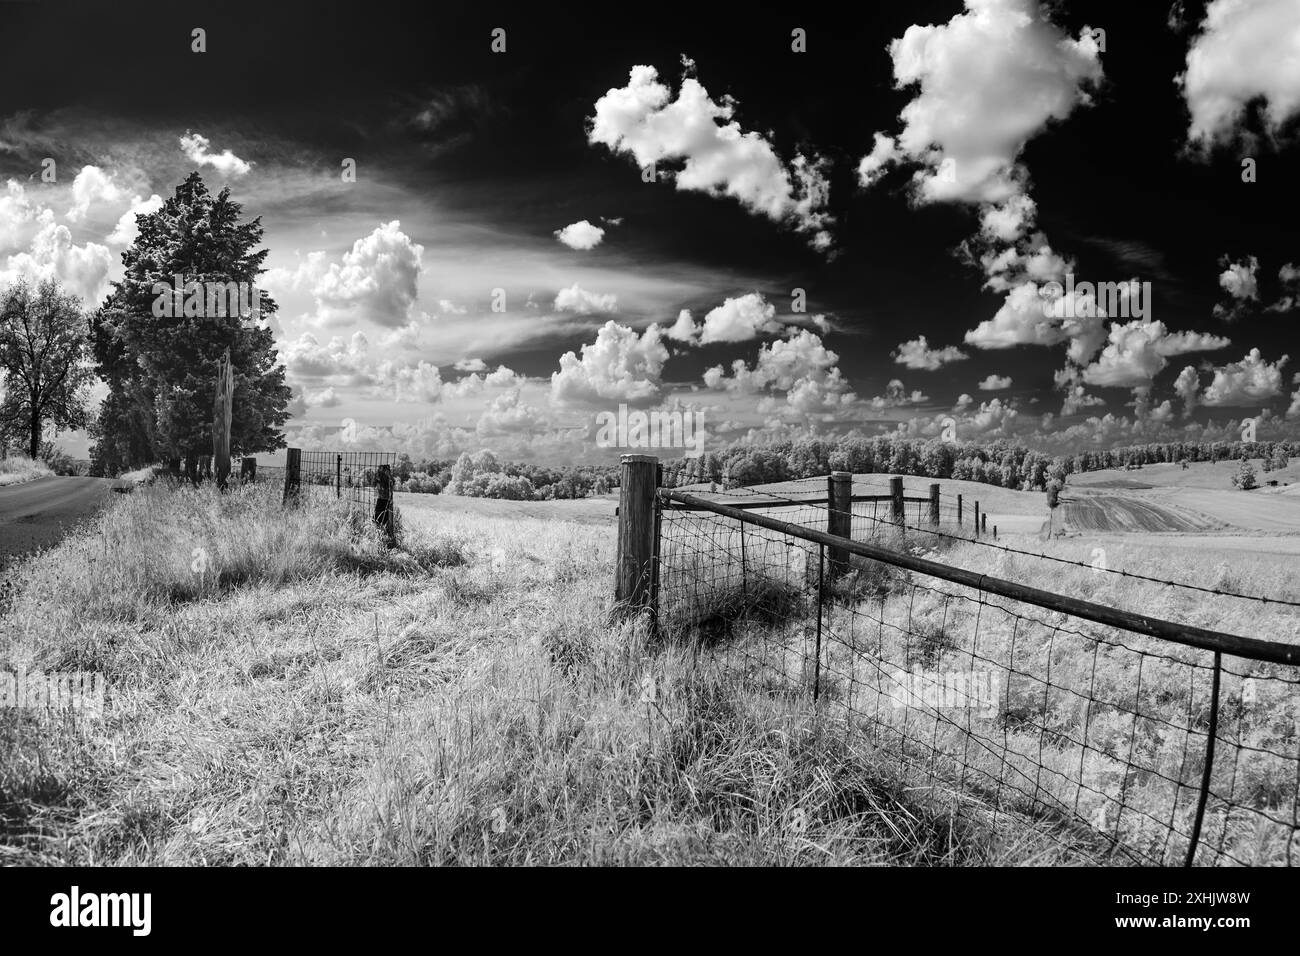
left=859, top=0, right=1102, bottom=207
left=179, top=131, right=252, bottom=177
left=0, top=209, right=113, bottom=306
left=893, top=335, right=968, bottom=370
left=698, top=292, right=781, bottom=344
left=1200, top=348, right=1289, bottom=406
left=1266, top=261, right=1300, bottom=313
left=860, top=0, right=1105, bottom=368
left=978, top=374, right=1012, bottom=390
left=704, top=329, right=855, bottom=422
left=588, top=63, right=834, bottom=250
left=551, top=320, right=669, bottom=406
left=553, top=283, right=618, bottom=314
left=281, top=331, right=372, bottom=384
left=0, top=178, right=114, bottom=305
left=553, top=220, right=605, bottom=250
left=1060, top=384, right=1104, bottom=416
left=1213, top=254, right=1260, bottom=320
left=1174, top=364, right=1201, bottom=416
left=66, top=166, right=127, bottom=222
left=267, top=221, right=423, bottom=328
left=1179, top=0, right=1300, bottom=148
left=476, top=389, right=551, bottom=437
left=1289, top=372, right=1300, bottom=420
left=1078, top=319, right=1231, bottom=388
left=107, top=193, right=164, bottom=246
left=374, top=359, right=444, bottom=403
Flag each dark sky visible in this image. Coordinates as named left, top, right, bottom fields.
left=1, top=0, right=1297, bottom=460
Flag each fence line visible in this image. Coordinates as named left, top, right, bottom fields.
left=613, top=455, right=1300, bottom=866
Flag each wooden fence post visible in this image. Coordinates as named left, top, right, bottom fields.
left=981, top=513, right=988, bottom=536
left=929, top=483, right=940, bottom=527
left=973, top=501, right=980, bottom=538
left=283, top=448, right=301, bottom=504
left=336, top=454, right=342, bottom=499
left=993, top=524, right=998, bottom=540
left=827, top=471, right=852, bottom=578
left=615, top=454, right=660, bottom=620
left=890, top=476, right=904, bottom=526
left=957, top=493, right=963, bottom=527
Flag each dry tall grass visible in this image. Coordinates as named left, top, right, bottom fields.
left=0, top=483, right=1055, bottom=865
left=0, top=455, right=53, bottom=487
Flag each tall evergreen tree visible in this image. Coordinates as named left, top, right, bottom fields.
left=90, top=173, right=291, bottom=478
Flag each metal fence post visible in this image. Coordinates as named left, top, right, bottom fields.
left=615, top=454, right=660, bottom=621
left=1186, top=652, right=1222, bottom=867
left=336, top=453, right=342, bottom=499
left=283, top=448, right=301, bottom=504
left=813, top=543, right=824, bottom=702
left=827, top=470, right=852, bottom=578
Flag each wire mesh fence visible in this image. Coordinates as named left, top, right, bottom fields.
left=650, top=474, right=1300, bottom=867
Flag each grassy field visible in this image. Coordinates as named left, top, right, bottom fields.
left=3, top=470, right=1297, bottom=866
left=1, top=482, right=1054, bottom=865
left=0, top=455, right=53, bottom=487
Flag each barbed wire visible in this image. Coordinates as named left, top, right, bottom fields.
left=665, top=474, right=1300, bottom=610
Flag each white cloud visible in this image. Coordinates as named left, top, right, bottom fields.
left=107, top=193, right=164, bottom=246
left=551, top=320, right=668, bottom=406
left=476, top=389, right=550, bottom=437
left=1200, top=348, right=1289, bottom=406
left=1218, top=255, right=1260, bottom=300
left=66, top=166, right=126, bottom=222
left=0, top=209, right=113, bottom=306
left=553, top=220, right=606, bottom=250
left=978, top=374, right=1012, bottom=390
left=553, top=283, right=618, bottom=314
left=588, top=64, right=834, bottom=250
left=1079, top=319, right=1231, bottom=388
left=704, top=329, right=855, bottom=421
left=179, top=131, right=252, bottom=177
left=1180, top=0, right=1300, bottom=148
left=454, top=357, right=487, bottom=372
left=860, top=0, right=1102, bottom=208
left=374, top=359, right=444, bottom=403
left=893, top=335, right=968, bottom=370
left=1174, top=365, right=1201, bottom=416
left=267, top=221, right=424, bottom=328
left=1060, top=385, right=1104, bottom=416
left=699, top=292, right=781, bottom=343
left=664, top=308, right=698, bottom=342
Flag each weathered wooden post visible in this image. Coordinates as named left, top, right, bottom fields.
left=890, top=476, right=905, bottom=526
left=993, top=524, right=998, bottom=540
left=981, top=513, right=988, bottom=536
left=212, top=348, right=234, bottom=490
left=615, top=454, right=659, bottom=621
left=283, top=448, right=301, bottom=504
left=336, top=454, right=342, bottom=499
left=957, top=493, right=963, bottom=527
left=973, top=501, right=980, bottom=538
left=929, top=483, right=940, bottom=527
left=827, top=470, right=852, bottom=578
